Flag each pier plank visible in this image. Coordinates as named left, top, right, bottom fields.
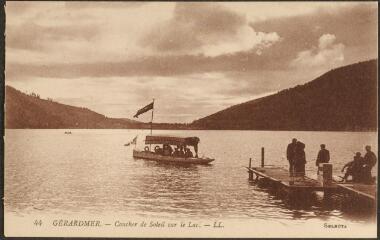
left=248, top=167, right=332, bottom=191
left=246, top=166, right=376, bottom=202
left=338, top=183, right=376, bottom=200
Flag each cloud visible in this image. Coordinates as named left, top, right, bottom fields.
left=6, top=22, right=99, bottom=51
left=318, top=34, right=337, bottom=49
left=251, top=3, right=377, bottom=65
left=6, top=1, right=176, bottom=65
left=141, top=2, right=281, bottom=56
left=6, top=49, right=293, bottom=81
left=290, top=34, right=345, bottom=68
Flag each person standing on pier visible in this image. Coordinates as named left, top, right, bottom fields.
left=362, top=145, right=377, bottom=184
left=287, top=138, right=297, bottom=175
left=294, top=141, right=306, bottom=177
left=316, top=144, right=330, bottom=174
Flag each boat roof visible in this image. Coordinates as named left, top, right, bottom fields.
left=145, top=135, right=200, bottom=146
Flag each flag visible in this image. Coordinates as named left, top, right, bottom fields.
left=133, top=101, right=154, bottom=118
left=124, top=135, right=137, bottom=146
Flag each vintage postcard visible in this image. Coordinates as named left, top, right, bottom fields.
left=3, top=1, right=378, bottom=238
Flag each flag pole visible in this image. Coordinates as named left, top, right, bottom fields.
left=150, top=98, right=155, bottom=135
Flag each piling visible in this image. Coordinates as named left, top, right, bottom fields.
left=261, top=147, right=265, bottom=167
left=322, top=163, right=333, bottom=186
left=248, top=158, right=253, bottom=180
left=322, top=163, right=333, bottom=198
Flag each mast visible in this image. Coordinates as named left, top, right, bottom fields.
left=150, top=98, right=155, bottom=135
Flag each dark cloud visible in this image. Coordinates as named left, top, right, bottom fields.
left=174, top=3, right=245, bottom=36
left=141, top=2, right=246, bottom=53
left=6, top=51, right=290, bottom=80
left=7, top=22, right=99, bottom=50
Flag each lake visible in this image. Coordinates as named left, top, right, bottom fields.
left=4, top=129, right=378, bottom=224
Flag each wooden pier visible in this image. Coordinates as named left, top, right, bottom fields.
left=337, top=183, right=376, bottom=201
left=247, top=166, right=337, bottom=191
left=246, top=148, right=376, bottom=205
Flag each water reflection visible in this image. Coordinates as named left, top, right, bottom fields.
left=4, top=129, right=377, bottom=223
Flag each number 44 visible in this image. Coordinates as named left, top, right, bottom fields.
left=34, top=220, right=42, bottom=226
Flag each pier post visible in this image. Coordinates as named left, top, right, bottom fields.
left=248, top=158, right=253, bottom=180
left=323, top=163, right=333, bottom=199
left=322, top=163, right=333, bottom=186
left=261, top=147, right=265, bottom=167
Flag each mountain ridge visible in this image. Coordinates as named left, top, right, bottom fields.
left=5, top=85, right=192, bottom=129
left=191, top=59, right=378, bottom=131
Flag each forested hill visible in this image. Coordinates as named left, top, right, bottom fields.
left=5, top=86, right=193, bottom=129
left=191, top=59, right=378, bottom=131
left=5, top=86, right=146, bottom=129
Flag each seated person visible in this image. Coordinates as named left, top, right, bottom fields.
left=178, top=146, right=185, bottom=157
left=341, top=152, right=363, bottom=182
left=185, top=148, right=193, bottom=158
left=173, top=146, right=180, bottom=157
left=168, top=145, right=173, bottom=156
left=162, top=145, right=170, bottom=156
left=154, top=146, right=163, bottom=155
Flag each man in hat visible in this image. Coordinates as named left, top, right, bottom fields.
left=361, top=145, right=377, bottom=184
left=286, top=138, right=297, bottom=175
left=316, top=144, right=330, bottom=174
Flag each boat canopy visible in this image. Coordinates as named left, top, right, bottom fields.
left=145, top=135, right=199, bottom=147
left=145, top=135, right=200, bottom=157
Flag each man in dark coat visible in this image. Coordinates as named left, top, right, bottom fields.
left=294, top=141, right=306, bottom=177
left=316, top=144, right=330, bottom=166
left=361, top=145, right=377, bottom=184
left=316, top=144, right=330, bottom=175
left=287, top=138, right=297, bottom=175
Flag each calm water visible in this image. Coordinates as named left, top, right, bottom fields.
left=4, top=129, right=377, bottom=223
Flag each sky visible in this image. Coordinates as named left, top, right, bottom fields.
left=5, top=2, right=378, bottom=123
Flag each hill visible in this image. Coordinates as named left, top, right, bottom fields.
left=4, top=86, right=147, bottom=129
left=5, top=86, right=193, bottom=129
left=191, top=60, right=378, bottom=131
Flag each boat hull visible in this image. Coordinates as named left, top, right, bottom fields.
left=133, top=150, right=214, bottom=165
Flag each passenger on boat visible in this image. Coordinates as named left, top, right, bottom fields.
left=178, top=146, right=185, bottom=157
left=341, top=152, right=363, bottom=182
left=168, top=145, right=173, bottom=156
left=361, top=145, right=377, bottom=184
left=185, top=148, right=193, bottom=158
left=173, top=146, right=180, bottom=157
left=162, top=144, right=173, bottom=156
left=154, top=145, right=163, bottom=155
